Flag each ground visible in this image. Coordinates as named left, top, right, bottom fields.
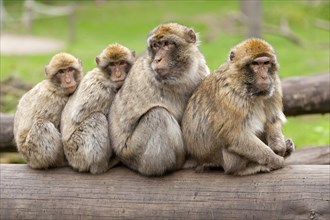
left=0, top=32, right=64, bottom=55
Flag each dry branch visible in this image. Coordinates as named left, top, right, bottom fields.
left=314, top=18, right=330, bottom=31
left=264, top=19, right=303, bottom=45
left=0, top=164, right=329, bottom=220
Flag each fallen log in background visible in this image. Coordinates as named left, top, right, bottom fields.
left=0, top=164, right=329, bottom=220
left=0, top=112, right=15, bottom=148
left=282, top=73, right=330, bottom=116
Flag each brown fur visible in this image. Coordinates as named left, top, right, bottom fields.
left=97, top=43, right=135, bottom=68
left=182, top=38, right=294, bottom=176
left=45, top=53, right=83, bottom=78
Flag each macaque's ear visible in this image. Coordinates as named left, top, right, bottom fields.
left=44, top=65, right=49, bottom=76
left=96, top=56, right=100, bottom=65
left=77, top=58, right=83, bottom=66
left=230, top=51, right=235, bottom=61
left=185, top=29, right=197, bottom=44
left=131, top=50, right=136, bottom=57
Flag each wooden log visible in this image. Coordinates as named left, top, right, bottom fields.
left=282, top=73, right=330, bottom=116
left=286, top=145, right=330, bottom=165
left=0, top=113, right=15, bottom=148
left=0, top=164, right=329, bottom=220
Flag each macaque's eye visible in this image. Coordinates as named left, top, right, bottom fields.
left=58, top=69, right=64, bottom=74
left=164, top=41, right=175, bottom=48
left=119, top=61, right=126, bottom=66
left=152, top=42, right=160, bottom=50
left=68, top=67, right=74, bottom=72
left=251, top=61, right=258, bottom=66
left=264, top=61, right=270, bottom=65
left=109, top=62, right=115, bottom=67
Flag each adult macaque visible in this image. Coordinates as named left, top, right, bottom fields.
left=109, top=23, right=210, bottom=176
left=61, top=44, right=135, bottom=174
left=182, top=38, right=294, bottom=176
left=14, top=53, right=83, bottom=169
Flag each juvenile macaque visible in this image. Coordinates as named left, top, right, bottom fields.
left=14, top=53, right=83, bottom=169
left=109, top=23, right=210, bottom=176
left=182, top=38, right=294, bottom=176
left=61, top=44, right=135, bottom=174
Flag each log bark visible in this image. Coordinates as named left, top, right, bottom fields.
left=282, top=73, right=330, bottom=116
left=0, top=164, right=329, bottom=220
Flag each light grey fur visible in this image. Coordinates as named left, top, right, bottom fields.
left=14, top=53, right=82, bottom=169
left=61, top=68, right=118, bottom=174
left=109, top=24, right=210, bottom=176
left=14, top=81, right=69, bottom=169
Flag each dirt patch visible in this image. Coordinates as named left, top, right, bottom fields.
left=0, top=32, right=64, bottom=55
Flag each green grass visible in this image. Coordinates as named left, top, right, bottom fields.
left=1, top=0, right=329, bottom=148
left=283, top=114, right=330, bottom=148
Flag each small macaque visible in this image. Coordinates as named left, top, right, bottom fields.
left=109, top=23, right=210, bottom=176
left=61, top=44, right=135, bottom=174
left=182, top=38, right=294, bottom=176
left=14, top=53, right=83, bottom=169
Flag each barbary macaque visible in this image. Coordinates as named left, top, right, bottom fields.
left=14, top=53, right=83, bottom=169
left=109, top=23, right=210, bottom=176
left=61, top=43, right=135, bottom=174
left=182, top=38, right=294, bottom=176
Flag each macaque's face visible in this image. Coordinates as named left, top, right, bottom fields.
left=243, top=54, right=278, bottom=97
left=147, top=23, right=197, bottom=82
left=149, top=39, right=177, bottom=80
left=53, top=66, right=80, bottom=95
left=97, top=57, right=131, bottom=89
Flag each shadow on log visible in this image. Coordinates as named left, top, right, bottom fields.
left=0, top=164, right=329, bottom=220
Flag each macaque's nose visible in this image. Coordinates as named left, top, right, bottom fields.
left=155, top=57, right=162, bottom=63
left=65, top=75, right=72, bottom=83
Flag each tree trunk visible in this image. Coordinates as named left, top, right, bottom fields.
left=0, top=164, right=329, bottom=220
left=240, top=0, right=262, bottom=38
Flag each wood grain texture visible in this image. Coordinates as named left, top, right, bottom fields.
left=1, top=164, right=329, bottom=220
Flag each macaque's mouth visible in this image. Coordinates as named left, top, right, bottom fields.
left=64, top=85, right=77, bottom=94
left=252, top=90, right=270, bottom=96
left=112, top=79, right=125, bottom=83
left=155, top=68, right=169, bottom=76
